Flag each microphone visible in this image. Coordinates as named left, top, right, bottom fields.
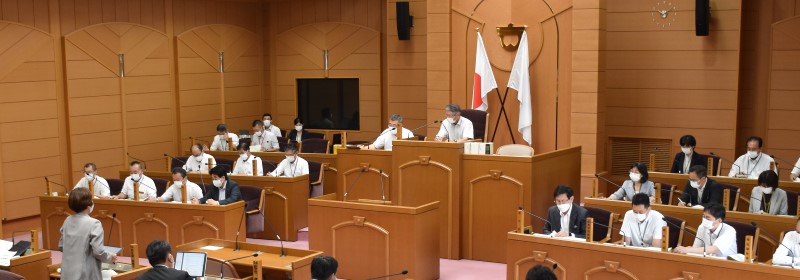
left=262, top=203, right=286, bottom=257
left=517, top=206, right=553, bottom=232
left=343, top=168, right=366, bottom=200
left=662, top=217, right=706, bottom=256
left=709, top=152, right=741, bottom=175
left=44, top=177, right=68, bottom=195
left=773, top=156, right=800, bottom=172
left=402, top=120, right=440, bottom=140
left=363, top=127, right=397, bottom=147
left=753, top=221, right=794, bottom=265
left=594, top=174, right=624, bottom=199
left=220, top=252, right=262, bottom=278
left=126, top=153, right=148, bottom=171
left=366, top=270, right=409, bottom=280
left=587, top=220, right=625, bottom=246
left=379, top=169, right=387, bottom=204
left=235, top=202, right=247, bottom=251
left=438, top=121, right=452, bottom=142
left=164, top=153, right=186, bottom=166
left=106, top=213, right=117, bottom=246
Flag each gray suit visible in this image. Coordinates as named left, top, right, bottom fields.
left=749, top=187, right=788, bottom=215
left=609, top=180, right=655, bottom=201
left=59, top=212, right=113, bottom=280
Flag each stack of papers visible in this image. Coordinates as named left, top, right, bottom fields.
left=200, top=245, right=223, bottom=251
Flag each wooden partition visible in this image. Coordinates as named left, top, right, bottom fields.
left=336, top=149, right=393, bottom=202
left=0, top=250, right=51, bottom=280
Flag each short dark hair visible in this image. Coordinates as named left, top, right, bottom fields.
left=145, top=240, right=172, bottom=265
left=209, top=165, right=228, bottom=179
left=252, top=119, right=263, bottom=128
left=525, top=265, right=556, bottom=280
left=293, top=117, right=303, bottom=125
left=285, top=142, right=299, bottom=153
left=704, top=203, right=726, bottom=220
left=632, top=193, right=650, bottom=208
left=688, top=165, right=707, bottom=178
left=311, top=255, right=338, bottom=280
left=237, top=142, right=250, bottom=151
left=171, top=167, right=187, bottom=179
left=83, top=162, right=97, bottom=171
left=746, top=136, right=763, bottom=148
left=553, top=185, right=573, bottom=199
left=216, top=123, right=228, bottom=132
left=192, top=143, right=204, bottom=152
left=68, top=187, right=93, bottom=213
left=445, top=103, right=461, bottom=113
left=757, top=170, right=779, bottom=189
left=679, top=135, right=697, bottom=147
left=631, top=162, right=649, bottom=183
left=130, top=161, right=142, bottom=170
left=262, top=113, right=272, bottom=119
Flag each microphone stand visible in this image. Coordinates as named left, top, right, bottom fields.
left=709, top=152, right=742, bottom=176
left=662, top=217, right=706, bottom=257
left=594, top=174, right=624, bottom=200
left=379, top=169, right=386, bottom=204
left=220, top=252, right=261, bottom=278
left=402, top=120, right=440, bottom=140
left=752, top=221, right=795, bottom=265
left=44, top=177, right=68, bottom=195
left=517, top=206, right=553, bottom=233
left=235, top=202, right=247, bottom=251
left=365, top=270, right=409, bottom=280
left=343, top=168, right=366, bottom=201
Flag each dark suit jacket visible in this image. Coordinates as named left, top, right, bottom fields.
left=135, top=266, right=193, bottom=280
left=199, top=179, right=242, bottom=205
left=287, top=130, right=311, bottom=143
left=670, top=152, right=708, bottom=174
left=679, top=178, right=723, bottom=207
left=543, top=203, right=588, bottom=238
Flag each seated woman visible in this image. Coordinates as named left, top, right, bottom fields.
left=287, top=117, right=311, bottom=143
left=773, top=217, right=800, bottom=266
left=608, top=162, right=655, bottom=201
left=749, top=170, right=788, bottom=215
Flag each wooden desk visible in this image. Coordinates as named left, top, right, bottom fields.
left=0, top=250, right=50, bottom=280
left=506, top=232, right=800, bottom=280
left=336, top=149, right=392, bottom=201
left=48, top=262, right=150, bottom=280
left=583, top=197, right=797, bottom=262
left=176, top=238, right=322, bottom=280
left=308, top=194, right=440, bottom=280
left=40, top=196, right=244, bottom=256
left=207, top=151, right=339, bottom=195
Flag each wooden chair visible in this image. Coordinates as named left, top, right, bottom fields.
left=152, top=178, right=168, bottom=197
left=215, top=158, right=235, bottom=171
left=329, top=131, right=346, bottom=153
left=585, top=206, right=616, bottom=243
left=307, top=131, right=325, bottom=139
left=108, top=178, right=124, bottom=196
left=308, top=161, right=325, bottom=197
left=496, top=144, right=534, bottom=156
left=784, top=189, right=799, bottom=216
left=719, top=183, right=741, bottom=211
left=169, top=156, right=189, bottom=171
left=239, top=185, right=265, bottom=234
left=300, top=139, right=330, bottom=154
left=0, top=270, right=24, bottom=280
left=261, top=160, right=279, bottom=174
left=662, top=215, right=685, bottom=248
left=206, top=257, right=240, bottom=279
left=702, top=153, right=722, bottom=176
left=727, top=220, right=760, bottom=255
left=459, top=109, right=489, bottom=141
left=654, top=182, right=676, bottom=205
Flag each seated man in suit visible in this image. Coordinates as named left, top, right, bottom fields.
left=543, top=185, right=587, bottom=238
left=136, top=240, right=192, bottom=280
left=728, top=136, right=776, bottom=179
left=196, top=165, right=242, bottom=205
left=674, top=203, right=737, bottom=257
left=435, top=103, right=474, bottom=143
left=678, top=165, right=723, bottom=208
left=262, top=113, right=282, bottom=137
left=183, top=144, right=216, bottom=173
left=113, top=161, right=157, bottom=200
left=268, top=143, right=309, bottom=177
left=232, top=143, right=264, bottom=176
left=620, top=193, right=667, bottom=247
left=251, top=120, right=279, bottom=152
left=670, top=135, right=707, bottom=174
left=210, top=123, right=239, bottom=151
left=148, top=168, right=204, bottom=203
left=772, top=217, right=800, bottom=266
left=311, top=255, right=338, bottom=280
left=73, top=162, right=111, bottom=198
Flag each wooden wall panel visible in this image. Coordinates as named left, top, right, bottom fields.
left=767, top=15, right=800, bottom=179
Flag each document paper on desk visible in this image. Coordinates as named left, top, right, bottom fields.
left=200, top=245, right=223, bottom=251
left=175, top=251, right=207, bottom=277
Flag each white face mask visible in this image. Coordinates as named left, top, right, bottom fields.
left=263, top=120, right=271, bottom=127
left=556, top=202, right=571, bottom=213
left=286, top=155, right=296, bottom=163
left=131, top=173, right=141, bottom=181
left=239, top=153, right=249, bottom=161
left=213, top=179, right=223, bottom=188
left=253, top=131, right=262, bottom=137
left=629, top=172, right=642, bottom=182
left=681, top=147, right=692, bottom=155
left=446, top=117, right=455, bottom=124
left=173, top=181, right=183, bottom=188
left=748, top=150, right=759, bottom=159
left=762, top=186, right=773, bottom=195
left=690, top=180, right=701, bottom=188
left=700, top=218, right=714, bottom=229
left=635, top=212, right=648, bottom=222
left=85, top=173, right=94, bottom=180
left=295, top=125, right=303, bottom=131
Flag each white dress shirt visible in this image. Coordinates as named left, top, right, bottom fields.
left=620, top=210, right=666, bottom=247
left=160, top=181, right=204, bottom=202
left=773, top=230, right=800, bottom=266
left=182, top=153, right=216, bottom=172
left=218, top=182, right=227, bottom=201
left=694, top=222, right=737, bottom=257
left=270, top=156, right=310, bottom=177
left=372, top=127, right=414, bottom=151
left=559, top=207, right=571, bottom=234
left=436, top=117, right=474, bottom=141
left=251, top=131, right=279, bottom=151
left=73, top=175, right=111, bottom=197
left=210, top=133, right=240, bottom=151
left=791, top=158, right=800, bottom=182
left=266, top=124, right=282, bottom=137
left=121, top=174, right=158, bottom=200
left=233, top=155, right=264, bottom=176
left=728, top=153, right=776, bottom=179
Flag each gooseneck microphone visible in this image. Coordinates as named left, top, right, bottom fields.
left=221, top=252, right=261, bottom=278
left=44, top=177, right=68, bottom=195
left=517, top=206, right=553, bottom=230
left=403, top=120, right=440, bottom=140
left=662, top=217, right=706, bottom=257
left=106, top=213, right=117, bottom=246
left=343, top=167, right=366, bottom=200
left=235, top=202, right=247, bottom=251
left=752, top=221, right=794, bottom=265
left=365, top=270, right=409, bottom=280
left=709, top=152, right=741, bottom=175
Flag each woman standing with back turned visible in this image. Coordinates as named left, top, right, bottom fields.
left=59, top=187, right=117, bottom=279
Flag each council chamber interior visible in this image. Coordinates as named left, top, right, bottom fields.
left=1, top=0, right=800, bottom=279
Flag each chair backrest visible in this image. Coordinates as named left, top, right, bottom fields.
left=308, top=161, right=323, bottom=184
left=0, top=270, right=24, bottom=280
left=171, top=156, right=189, bottom=170
left=215, top=158, right=234, bottom=171
left=726, top=220, right=759, bottom=254
left=262, top=160, right=279, bottom=174
left=703, top=153, right=721, bottom=176
left=785, top=189, right=799, bottom=216
left=239, top=185, right=264, bottom=212
left=108, top=179, right=124, bottom=196
left=663, top=215, right=685, bottom=248
left=206, top=257, right=240, bottom=279
left=300, top=139, right=330, bottom=154
left=152, top=178, right=168, bottom=197
left=655, top=182, right=675, bottom=205
left=496, top=144, right=534, bottom=156
left=307, top=132, right=325, bottom=139
left=459, top=109, right=488, bottom=141
left=239, top=138, right=252, bottom=147
left=719, top=183, right=740, bottom=211
left=413, top=133, right=426, bottom=141
left=584, top=206, right=614, bottom=243
left=197, top=183, right=212, bottom=196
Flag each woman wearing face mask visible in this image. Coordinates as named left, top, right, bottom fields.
left=59, top=187, right=117, bottom=279
left=670, top=135, right=708, bottom=174
left=287, top=117, right=311, bottom=143
left=772, top=217, right=800, bottom=267
left=608, top=162, right=655, bottom=201
left=748, top=170, right=788, bottom=215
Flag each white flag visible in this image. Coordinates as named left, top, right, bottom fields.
left=471, top=32, right=497, bottom=111
left=507, top=31, right=532, bottom=145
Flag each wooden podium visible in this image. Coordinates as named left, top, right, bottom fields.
left=0, top=250, right=50, bottom=280
left=337, top=148, right=393, bottom=201
left=308, top=194, right=440, bottom=280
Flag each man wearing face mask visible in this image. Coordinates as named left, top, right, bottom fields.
left=268, top=143, right=309, bottom=177
left=149, top=168, right=204, bottom=203
left=619, top=193, right=666, bottom=247
left=288, top=117, right=311, bottom=143
left=674, top=203, right=737, bottom=257
left=198, top=165, right=242, bottom=205
left=670, top=135, right=708, bottom=174
left=136, top=240, right=192, bottom=280
left=361, top=114, right=415, bottom=151
left=772, top=217, right=800, bottom=267
left=183, top=144, right=216, bottom=173
left=748, top=170, right=788, bottom=215
left=232, top=143, right=264, bottom=176
left=728, top=136, right=777, bottom=179
left=678, top=165, right=723, bottom=208
left=73, top=162, right=111, bottom=198
left=113, top=161, right=157, bottom=200
left=262, top=113, right=282, bottom=137
left=210, top=123, right=239, bottom=151
left=435, top=103, right=474, bottom=143
left=251, top=120, right=279, bottom=152
left=543, top=185, right=587, bottom=238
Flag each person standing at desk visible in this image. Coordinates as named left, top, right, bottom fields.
left=113, top=161, right=157, bottom=200
left=749, top=170, right=788, bottom=215
left=73, top=162, right=110, bottom=198
left=728, top=136, right=776, bottom=179
left=543, top=185, right=587, bottom=238
left=607, top=162, right=655, bottom=202
left=183, top=144, right=216, bottom=173
left=670, top=135, right=707, bottom=174
left=678, top=165, right=723, bottom=208
left=773, top=217, right=800, bottom=266
left=620, top=193, right=666, bottom=247
left=435, top=103, right=474, bottom=143
left=210, top=123, right=239, bottom=151
left=673, top=203, right=737, bottom=258
left=196, top=165, right=242, bottom=205
left=59, top=187, right=117, bottom=280
left=268, top=143, right=309, bottom=177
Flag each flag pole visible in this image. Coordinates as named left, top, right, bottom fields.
left=489, top=87, right=516, bottom=144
